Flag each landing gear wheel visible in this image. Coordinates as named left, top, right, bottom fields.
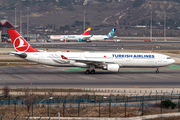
left=85, top=70, right=90, bottom=74
left=156, top=70, right=159, bottom=74
left=91, top=70, right=95, bottom=74
left=156, top=68, right=159, bottom=74
left=86, top=41, right=91, bottom=43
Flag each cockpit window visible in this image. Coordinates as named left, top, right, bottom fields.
left=167, top=57, right=171, bottom=59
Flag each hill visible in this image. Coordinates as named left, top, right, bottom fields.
left=0, top=0, right=180, bottom=36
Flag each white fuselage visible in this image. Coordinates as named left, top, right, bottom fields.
left=50, top=35, right=109, bottom=41
left=89, top=35, right=109, bottom=41
left=50, top=35, right=90, bottom=41
left=23, top=52, right=175, bottom=69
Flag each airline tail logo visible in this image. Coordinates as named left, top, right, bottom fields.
left=86, top=28, right=91, bottom=31
left=82, top=28, right=91, bottom=35
left=107, top=28, right=116, bottom=38
left=8, top=30, right=40, bottom=52
left=14, top=37, right=30, bottom=52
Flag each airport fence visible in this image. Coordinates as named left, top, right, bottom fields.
left=84, top=88, right=180, bottom=95
left=1, top=87, right=180, bottom=119
left=2, top=87, right=180, bottom=96
left=0, top=92, right=180, bottom=105
left=1, top=94, right=180, bottom=119
left=0, top=98, right=180, bottom=119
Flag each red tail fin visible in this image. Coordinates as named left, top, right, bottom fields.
left=7, top=30, right=40, bottom=52
left=82, top=28, right=91, bottom=35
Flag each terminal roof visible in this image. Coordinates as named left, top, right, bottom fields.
left=0, top=20, right=19, bottom=30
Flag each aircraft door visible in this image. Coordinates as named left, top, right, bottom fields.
left=38, top=53, right=43, bottom=61
left=158, top=55, right=162, bottom=62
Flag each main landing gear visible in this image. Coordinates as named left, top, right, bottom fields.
left=85, top=69, right=95, bottom=74
left=85, top=65, right=96, bottom=74
left=156, top=68, right=159, bottom=74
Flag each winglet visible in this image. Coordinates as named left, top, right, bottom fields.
left=61, top=55, right=68, bottom=59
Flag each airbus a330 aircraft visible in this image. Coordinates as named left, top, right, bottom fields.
left=8, top=30, right=175, bottom=74
left=50, top=28, right=91, bottom=42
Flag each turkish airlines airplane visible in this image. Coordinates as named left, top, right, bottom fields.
left=50, top=28, right=91, bottom=42
left=8, top=30, right=175, bottom=74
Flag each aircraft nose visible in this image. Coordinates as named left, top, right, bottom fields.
left=172, top=59, right=175, bottom=64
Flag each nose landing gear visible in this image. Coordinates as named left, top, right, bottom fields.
left=156, top=68, right=159, bottom=74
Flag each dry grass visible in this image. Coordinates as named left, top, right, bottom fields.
left=0, top=105, right=179, bottom=120
left=0, top=62, right=37, bottom=66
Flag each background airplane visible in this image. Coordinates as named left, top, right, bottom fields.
left=50, top=28, right=91, bottom=42
left=50, top=28, right=116, bottom=42
left=86, top=28, right=116, bottom=42
left=8, top=30, right=175, bottom=74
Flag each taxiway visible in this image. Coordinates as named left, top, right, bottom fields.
left=0, top=64, right=180, bottom=88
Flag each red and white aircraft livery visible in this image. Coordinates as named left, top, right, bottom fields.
left=50, top=28, right=91, bottom=42
left=8, top=30, right=175, bottom=74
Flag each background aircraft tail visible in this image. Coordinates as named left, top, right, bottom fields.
left=7, top=30, right=40, bottom=52
left=106, top=28, right=116, bottom=38
left=82, top=28, right=91, bottom=35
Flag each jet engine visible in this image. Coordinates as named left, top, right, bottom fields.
left=77, top=38, right=82, bottom=42
left=60, top=38, right=65, bottom=42
left=60, top=36, right=67, bottom=42
left=105, top=64, right=119, bottom=72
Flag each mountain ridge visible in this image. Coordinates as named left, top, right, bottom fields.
left=0, top=0, right=180, bottom=35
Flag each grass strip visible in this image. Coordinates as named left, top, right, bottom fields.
left=0, top=63, right=37, bottom=66
left=0, top=60, right=29, bottom=62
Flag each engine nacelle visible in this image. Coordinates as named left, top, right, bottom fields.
left=107, top=64, right=119, bottom=72
left=60, top=38, right=64, bottom=42
left=77, top=38, right=82, bottom=42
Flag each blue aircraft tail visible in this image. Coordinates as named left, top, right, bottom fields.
left=106, top=28, right=116, bottom=38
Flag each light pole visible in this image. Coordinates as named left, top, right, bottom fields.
left=27, top=7, right=29, bottom=41
left=15, top=8, right=16, bottom=27
left=164, top=12, right=166, bottom=41
left=83, top=11, right=85, bottom=32
left=20, top=11, right=22, bottom=35
left=150, top=12, right=152, bottom=41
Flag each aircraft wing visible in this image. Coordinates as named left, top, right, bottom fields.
left=81, top=35, right=93, bottom=41
left=73, top=59, right=105, bottom=64
left=61, top=55, right=114, bottom=66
